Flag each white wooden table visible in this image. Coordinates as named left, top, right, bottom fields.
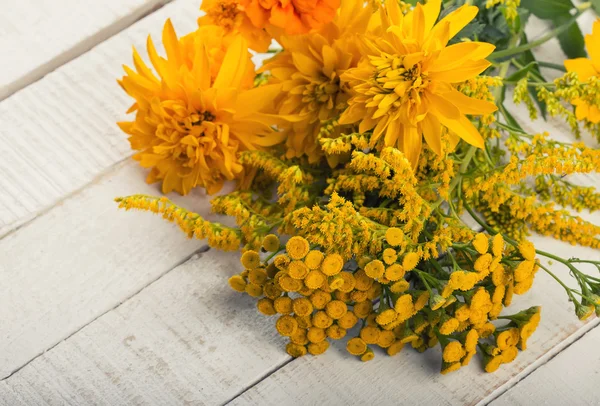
left=1, top=1, right=599, bottom=405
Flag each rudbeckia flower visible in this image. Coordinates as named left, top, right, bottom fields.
left=564, top=19, right=600, bottom=123
left=118, top=21, right=284, bottom=195
left=339, top=0, right=498, bottom=167
left=241, top=0, right=340, bottom=35
left=198, top=0, right=272, bottom=52
left=261, top=0, right=374, bottom=163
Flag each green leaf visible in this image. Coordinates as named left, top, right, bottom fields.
left=553, top=14, right=587, bottom=58
left=506, top=62, right=538, bottom=82
left=592, top=0, right=600, bottom=14
left=500, top=104, right=525, bottom=132
left=520, top=0, right=574, bottom=19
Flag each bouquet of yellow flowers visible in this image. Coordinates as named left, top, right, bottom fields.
left=115, top=0, right=600, bottom=374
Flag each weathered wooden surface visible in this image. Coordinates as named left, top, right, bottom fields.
left=0, top=249, right=290, bottom=406
left=0, top=0, right=198, bottom=238
left=0, top=0, right=172, bottom=100
left=0, top=1, right=599, bottom=405
left=490, top=326, right=600, bottom=406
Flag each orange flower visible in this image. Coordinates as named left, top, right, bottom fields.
left=199, top=0, right=272, bottom=52
left=242, top=0, right=340, bottom=35
left=260, top=0, right=374, bottom=163
left=118, top=21, right=284, bottom=195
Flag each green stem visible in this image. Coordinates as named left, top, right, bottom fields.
left=489, top=7, right=590, bottom=60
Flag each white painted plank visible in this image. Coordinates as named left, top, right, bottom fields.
left=0, top=0, right=172, bottom=100
left=228, top=237, right=599, bottom=406
left=0, top=160, right=220, bottom=380
left=490, top=327, right=600, bottom=406
left=0, top=0, right=199, bottom=238
left=0, top=249, right=289, bottom=406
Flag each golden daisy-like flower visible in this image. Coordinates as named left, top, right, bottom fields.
left=198, top=0, right=272, bottom=52
left=564, top=19, right=600, bottom=123
left=260, top=0, right=375, bottom=163
left=118, top=21, right=284, bottom=195
left=339, top=0, right=498, bottom=167
left=242, top=0, right=340, bottom=35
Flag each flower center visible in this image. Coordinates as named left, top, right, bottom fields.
left=300, top=74, right=341, bottom=119
left=371, top=54, right=430, bottom=97
left=208, top=1, right=241, bottom=30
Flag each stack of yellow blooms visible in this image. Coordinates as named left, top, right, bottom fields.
left=116, top=0, right=600, bottom=374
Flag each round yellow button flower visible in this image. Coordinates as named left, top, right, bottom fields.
left=321, top=253, right=344, bottom=276
left=346, top=337, right=368, bottom=356
left=276, top=315, right=298, bottom=336
left=286, top=236, right=310, bottom=260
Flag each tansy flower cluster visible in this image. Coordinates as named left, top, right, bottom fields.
left=117, top=0, right=600, bottom=375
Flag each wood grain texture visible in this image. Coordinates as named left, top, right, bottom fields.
left=0, top=0, right=172, bottom=100
left=0, top=160, right=221, bottom=380
left=0, top=249, right=289, bottom=405
left=490, top=327, right=600, bottom=406
left=228, top=236, right=600, bottom=406
left=0, top=0, right=199, bottom=238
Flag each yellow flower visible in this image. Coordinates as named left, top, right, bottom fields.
left=365, top=259, right=385, bottom=279
left=308, top=340, right=330, bottom=355
left=387, top=341, right=405, bottom=356
left=564, top=19, right=600, bottom=123
left=312, top=310, right=334, bottom=328
left=473, top=233, right=489, bottom=254
left=118, top=22, right=284, bottom=195
left=326, top=324, right=347, bottom=340
left=402, top=252, right=420, bottom=271
left=321, top=253, right=344, bottom=275
left=307, top=327, right=327, bottom=343
left=257, top=298, right=277, bottom=315
left=248, top=268, right=268, bottom=285
left=385, top=227, right=405, bottom=246
left=260, top=0, right=374, bottom=163
left=228, top=275, right=247, bottom=292
left=198, top=0, right=272, bottom=52
left=337, top=311, right=359, bottom=329
left=293, top=297, right=314, bottom=316
left=286, top=236, right=311, bottom=259
left=286, top=342, right=307, bottom=357
left=441, top=361, right=462, bottom=375
left=274, top=296, right=293, bottom=314
left=242, top=250, right=261, bottom=269
left=305, top=250, right=325, bottom=269
left=382, top=248, right=398, bottom=265
left=262, top=234, right=281, bottom=252
left=346, top=337, right=368, bottom=355
left=325, top=300, right=347, bottom=319
left=360, top=325, right=381, bottom=345
left=276, top=315, right=299, bottom=336
left=337, top=272, right=356, bottom=293
left=305, top=270, right=327, bottom=289
left=443, top=341, right=466, bottom=363
left=360, top=347, right=375, bottom=362
left=339, top=0, right=497, bottom=167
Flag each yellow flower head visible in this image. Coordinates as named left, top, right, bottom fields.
left=442, top=341, right=466, bottom=363
left=339, top=0, right=497, bottom=167
left=286, top=236, right=311, bottom=259
left=118, top=22, right=284, bottom=195
left=198, top=0, right=272, bottom=52
left=565, top=19, right=600, bottom=123
left=346, top=337, right=367, bottom=355
left=260, top=0, right=375, bottom=163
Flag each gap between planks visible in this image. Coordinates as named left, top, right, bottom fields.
left=0, top=0, right=173, bottom=102
left=0, top=154, right=128, bottom=241
left=0, top=244, right=209, bottom=382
